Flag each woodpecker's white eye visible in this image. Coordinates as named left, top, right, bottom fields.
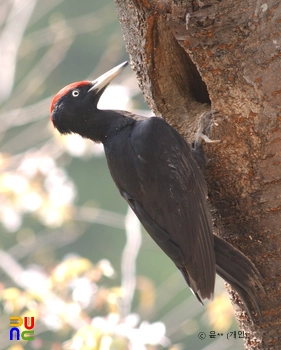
left=72, top=89, right=80, bottom=97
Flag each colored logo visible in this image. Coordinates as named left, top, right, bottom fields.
left=10, top=316, right=35, bottom=341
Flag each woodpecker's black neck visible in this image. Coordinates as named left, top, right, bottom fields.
left=77, top=109, right=136, bottom=143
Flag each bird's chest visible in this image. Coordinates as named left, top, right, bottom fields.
left=103, top=130, right=181, bottom=212
left=103, top=133, right=141, bottom=198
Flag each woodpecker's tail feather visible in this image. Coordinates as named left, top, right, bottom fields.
left=214, top=235, right=264, bottom=321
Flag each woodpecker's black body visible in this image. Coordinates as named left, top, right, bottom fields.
left=50, top=62, right=263, bottom=319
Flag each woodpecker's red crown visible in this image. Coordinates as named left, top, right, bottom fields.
left=50, top=81, right=90, bottom=115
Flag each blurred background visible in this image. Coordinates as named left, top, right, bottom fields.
left=0, top=1, right=242, bottom=349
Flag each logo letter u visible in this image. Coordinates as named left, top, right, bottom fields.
left=21, top=330, right=34, bottom=340
left=9, top=327, right=20, bottom=340
left=24, top=317, right=34, bottom=330
left=10, top=316, right=23, bottom=327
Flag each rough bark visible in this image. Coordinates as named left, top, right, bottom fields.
left=114, top=0, right=281, bottom=348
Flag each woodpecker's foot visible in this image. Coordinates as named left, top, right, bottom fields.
left=194, top=112, right=220, bottom=148
left=196, top=132, right=220, bottom=144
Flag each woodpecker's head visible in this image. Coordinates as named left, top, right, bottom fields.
left=50, top=61, right=128, bottom=135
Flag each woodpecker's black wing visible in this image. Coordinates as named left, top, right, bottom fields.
left=104, top=116, right=216, bottom=301
left=51, top=59, right=263, bottom=318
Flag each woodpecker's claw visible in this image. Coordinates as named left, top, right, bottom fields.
left=195, top=111, right=220, bottom=147
left=196, top=132, right=220, bottom=144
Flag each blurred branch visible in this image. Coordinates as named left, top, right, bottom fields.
left=0, top=119, right=51, bottom=154
left=5, top=36, right=73, bottom=109
left=21, top=4, right=117, bottom=56
left=0, top=97, right=50, bottom=133
left=0, top=0, right=37, bottom=103
left=8, top=225, right=85, bottom=260
left=28, top=0, right=65, bottom=26
left=87, top=32, right=127, bottom=80
left=0, top=248, right=88, bottom=324
left=74, top=205, right=126, bottom=229
left=1, top=137, right=63, bottom=172
left=120, top=207, right=142, bottom=317
left=75, top=204, right=143, bottom=319
left=0, top=249, right=27, bottom=288
left=1, top=204, right=129, bottom=267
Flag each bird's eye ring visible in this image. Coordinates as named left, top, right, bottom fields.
left=72, top=89, right=80, bottom=97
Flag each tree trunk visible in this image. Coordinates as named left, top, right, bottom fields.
left=114, top=0, right=281, bottom=348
